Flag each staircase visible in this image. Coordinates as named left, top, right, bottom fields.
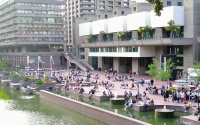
left=63, top=52, right=94, bottom=71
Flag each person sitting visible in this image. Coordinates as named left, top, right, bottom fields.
left=127, top=91, right=132, bottom=99
left=108, top=90, right=113, bottom=98
left=120, top=82, right=125, bottom=88
left=79, top=88, right=84, bottom=94
left=103, top=91, right=107, bottom=96
left=125, top=97, right=135, bottom=108
left=198, top=113, right=200, bottom=121
left=27, top=86, right=30, bottom=89
left=130, top=83, right=135, bottom=90
left=124, top=91, right=128, bottom=99
left=160, top=85, right=165, bottom=95
left=65, top=83, right=69, bottom=91
left=193, top=108, right=200, bottom=116
left=89, top=89, right=92, bottom=98
left=184, top=101, right=192, bottom=111
left=148, top=99, right=154, bottom=105
left=143, top=100, right=149, bottom=109
left=139, top=79, right=144, bottom=86
left=136, top=91, right=141, bottom=100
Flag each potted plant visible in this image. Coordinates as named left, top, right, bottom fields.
left=10, top=74, right=19, bottom=79
left=35, top=79, right=44, bottom=86
left=66, top=76, right=72, bottom=78
left=22, top=77, right=30, bottom=82
left=40, top=71, right=44, bottom=74
left=85, top=78, right=90, bottom=82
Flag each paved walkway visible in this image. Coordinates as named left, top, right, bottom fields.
left=34, top=70, right=200, bottom=108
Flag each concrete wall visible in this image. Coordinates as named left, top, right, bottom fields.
left=40, top=90, right=150, bottom=125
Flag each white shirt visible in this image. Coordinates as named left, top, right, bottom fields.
left=180, top=92, right=185, bottom=98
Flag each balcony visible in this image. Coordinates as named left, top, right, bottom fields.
left=79, top=37, right=194, bottom=48
left=0, top=41, right=65, bottom=46
left=0, top=52, right=62, bottom=56
left=0, top=34, right=65, bottom=40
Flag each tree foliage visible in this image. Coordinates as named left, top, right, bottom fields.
left=164, top=20, right=176, bottom=38
left=19, top=62, right=24, bottom=70
left=10, top=74, right=19, bottom=79
left=22, top=77, right=30, bottom=82
left=146, top=0, right=164, bottom=16
left=117, top=31, right=130, bottom=41
left=99, top=31, right=105, bottom=41
left=36, top=79, right=44, bottom=86
left=148, top=58, right=159, bottom=78
left=86, top=34, right=94, bottom=42
left=156, top=58, right=176, bottom=81
left=174, top=25, right=181, bottom=38
left=3, top=72, right=10, bottom=76
left=189, top=61, right=200, bottom=81
left=138, top=25, right=152, bottom=39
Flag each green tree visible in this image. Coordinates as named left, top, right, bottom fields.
left=146, top=0, right=164, bottom=16
left=189, top=61, right=200, bottom=82
left=148, top=58, right=159, bottom=84
left=86, top=34, right=94, bottom=42
left=117, top=31, right=124, bottom=41
left=144, top=25, right=152, bottom=39
left=18, top=62, right=24, bottom=70
left=36, top=79, right=44, bottom=86
left=157, top=58, right=176, bottom=86
left=10, top=74, right=19, bottom=79
left=122, top=31, right=130, bottom=40
left=0, top=89, right=9, bottom=100
left=164, top=20, right=176, bottom=38
left=22, top=77, right=30, bottom=82
left=0, top=60, right=6, bottom=69
left=138, top=26, right=146, bottom=39
left=175, top=25, right=181, bottom=38
left=99, top=31, right=105, bottom=41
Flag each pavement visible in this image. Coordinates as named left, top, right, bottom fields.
left=29, top=70, right=200, bottom=108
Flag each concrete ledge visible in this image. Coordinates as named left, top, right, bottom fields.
left=40, top=90, right=151, bottom=125
left=180, top=115, right=200, bottom=125
left=131, top=105, right=195, bottom=114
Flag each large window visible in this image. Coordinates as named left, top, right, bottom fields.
left=177, top=57, right=183, bottom=66
left=80, top=55, right=85, bottom=59
left=79, top=48, right=85, bottom=52
left=178, top=2, right=182, bottom=6
left=167, top=46, right=183, bottom=54
left=133, top=47, right=138, bottom=52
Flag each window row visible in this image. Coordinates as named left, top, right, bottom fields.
left=89, top=47, right=139, bottom=52
left=16, top=10, right=63, bottom=15
left=167, top=46, right=183, bottom=54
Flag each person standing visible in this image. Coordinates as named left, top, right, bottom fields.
left=165, top=90, right=169, bottom=102
left=180, top=91, right=185, bottom=103
left=176, top=90, right=180, bottom=103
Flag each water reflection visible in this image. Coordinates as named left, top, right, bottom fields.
left=54, top=91, right=191, bottom=125
left=0, top=86, right=108, bottom=125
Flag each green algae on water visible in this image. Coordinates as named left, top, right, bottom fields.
left=0, top=89, right=9, bottom=100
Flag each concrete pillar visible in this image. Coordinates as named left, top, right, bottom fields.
left=155, top=28, right=162, bottom=38
left=155, top=46, right=166, bottom=69
left=113, top=57, right=120, bottom=73
left=132, top=57, right=139, bottom=74
left=98, top=57, right=102, bottom=69
left=132, top=31, right=138, bottom=40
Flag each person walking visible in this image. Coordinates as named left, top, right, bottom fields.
left=180, top=91, right=185, bottom=103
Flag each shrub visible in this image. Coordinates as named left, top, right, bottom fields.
left=4, top=62, right=12, bottom=67
left=43, top=76, right=50, bottom=83
left=36, top=79, right=44, bottom=86
left=169, top=87, right=176, bottom=90
left=30, top=75, right=37, bottom=79
left=19, top=72, right=25, bottom=76
left=66, top=76, right=72, bottom=78
left=3, top=72, right=10, bottom=76
left=10, top=71, right=15, bottom=74
left=85, top=78, right=90, bottom=81
left=40, top=71, right=44, bottom=74
left=22, top=77, right=30, bottom=82
left=10, top=74, right=19, bottom=79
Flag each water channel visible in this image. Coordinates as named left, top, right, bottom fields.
left=0, top=84, right=190, bottom=125
left=0, top=85, right=107, bottom=125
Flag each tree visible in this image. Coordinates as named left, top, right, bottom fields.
left=19, top=62, right=24, bottom=70
left=146, top=0, right=164, bottom=16
left=117, top=31, right=124, bottom=41
left=157, top=58, right=176, bottom=86
left=175, top=25, right=181, bottom=38
left=138, top=26, right=146, bottom=39
left=99, top=31, right=105, bottom=41
left=122, top=31, right=129, bottom=40
left=189, top=61, right=200, bottom=82
left=106, top=34, right=110, bottom=41
left=144, top=25, right=152, bottom=39
left=148, top=58, right=159, bottom=84
left=164, top=20, right=176, bottom=38
left=86, top=34, right=94, bottom=42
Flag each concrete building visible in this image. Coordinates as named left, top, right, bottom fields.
left=77, top=0, right=200, bottom=78
left=0, top=0, right=65, bottom=70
